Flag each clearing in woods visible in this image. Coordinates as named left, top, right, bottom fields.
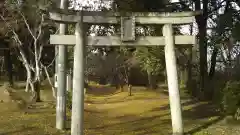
left=0, top=82, right=239, bottom=135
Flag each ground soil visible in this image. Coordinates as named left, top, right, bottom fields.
left=0, top=83, right=239, bottom=135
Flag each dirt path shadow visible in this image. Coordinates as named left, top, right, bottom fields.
left=87, top=85, right=120, bottom=96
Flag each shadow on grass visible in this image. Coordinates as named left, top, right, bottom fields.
left=154, top=101, right=221, bottom=120
left=84, top=108, right=104, bottom=114
left=87, top=86, right=120, bottom=96
left=185, top=115, right=225, bottom=135
left=0, top=127, right=38, bottom=135
left=88, top=113, right=170, bottom=130
left=182, top=102, right=220, bottom=120
left=85, top=96, right=164, bottom=104
left=26, top=109, right=56, bottom=114
left=151, top=99, right=199, bottom=112
left=131, top=119, right=171, bottom=135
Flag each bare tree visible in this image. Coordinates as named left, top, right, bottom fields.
left=0, top=0, right=56, bottom=101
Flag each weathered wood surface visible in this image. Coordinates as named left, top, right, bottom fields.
left=163, top=24, right=183, bottom=134
left=56, top=0, right=67, bottom=130
left=49, top=12, right=195, bottom=24
left=47, top=8, right=201, bottom=24
left=48, top=8, right=201, bottom=17
left=50, top=35, right=196, bottom=46
left=71, top=21, right=85, bottom=135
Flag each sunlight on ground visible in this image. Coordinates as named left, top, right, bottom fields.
left=0, top=84, right=239, bottom=135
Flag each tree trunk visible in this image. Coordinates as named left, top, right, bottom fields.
left=4, top=48, right=13, bottom=86
left=179, top=67, right=187, bottom=86
left=128, top=84, right=132, bottom=96
left=195, top=0, right=208, bottom=94
left=183, top=68, right=188, bottom=86
left=209, top=1, right=230, bottom=80
left=25, top=65, right=32, bottom=92
left=18, top=64, right=25, bottom=81
left=147, top=70, right=153, bottom=89
left=25, top=67, right=41, bottom=102
left=117, top=73, right=125, bottom=92
left=34, top=80, right=41, bottom=102
left=120, top=85, right=124, bottom=92
left=209, top=47, right=218, bottom=80
left=186, top=47, right=193, bottom=92
left=43, top=66, right=56, bottom=98
left=164, top=70, right=167, bottom=85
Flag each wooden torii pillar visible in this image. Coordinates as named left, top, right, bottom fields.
left=48, top=8, right=200, bottom=135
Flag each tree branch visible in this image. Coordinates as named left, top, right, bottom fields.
left=36, top=15, right=44, bottom=41
left=0, top=15, right=23, bottom=45
left=41, top=63, right=56, bottom=98
left=46, top=51, right=58, bottom=68
left=18, top=11, right=36, bottom=40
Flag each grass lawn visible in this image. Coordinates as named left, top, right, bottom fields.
left=0, top=83, right=239, bottom=135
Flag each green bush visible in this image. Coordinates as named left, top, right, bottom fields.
left=66, top=91, right=72, bottom=110
left=66, top=88, right=87, bottom=110
left=222, top=81, right=240, bottom=119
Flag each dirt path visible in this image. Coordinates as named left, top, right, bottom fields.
left=0, top=86, right=240, bottom=135
left=83, top=90, right=240, bottom=135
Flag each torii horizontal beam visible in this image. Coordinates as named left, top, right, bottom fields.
left=49, top=8, right=202, bottom=17
left=49, top=35, right=196, bottom=46
left=48, top=8, right=201, bottom=24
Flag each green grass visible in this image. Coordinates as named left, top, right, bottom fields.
left=0, top=83, right=239, bottom=135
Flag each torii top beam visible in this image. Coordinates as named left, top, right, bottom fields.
left=48, top=8, right=202, bottom=24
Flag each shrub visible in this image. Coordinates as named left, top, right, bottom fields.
left=66, top=89, right=87, bottom=110
left=66, top=91, right=72, bottom=109
left=222, top=81, right=240, bottom=119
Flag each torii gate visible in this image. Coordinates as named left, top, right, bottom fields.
left=48, top=8, right=200, bottom=135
